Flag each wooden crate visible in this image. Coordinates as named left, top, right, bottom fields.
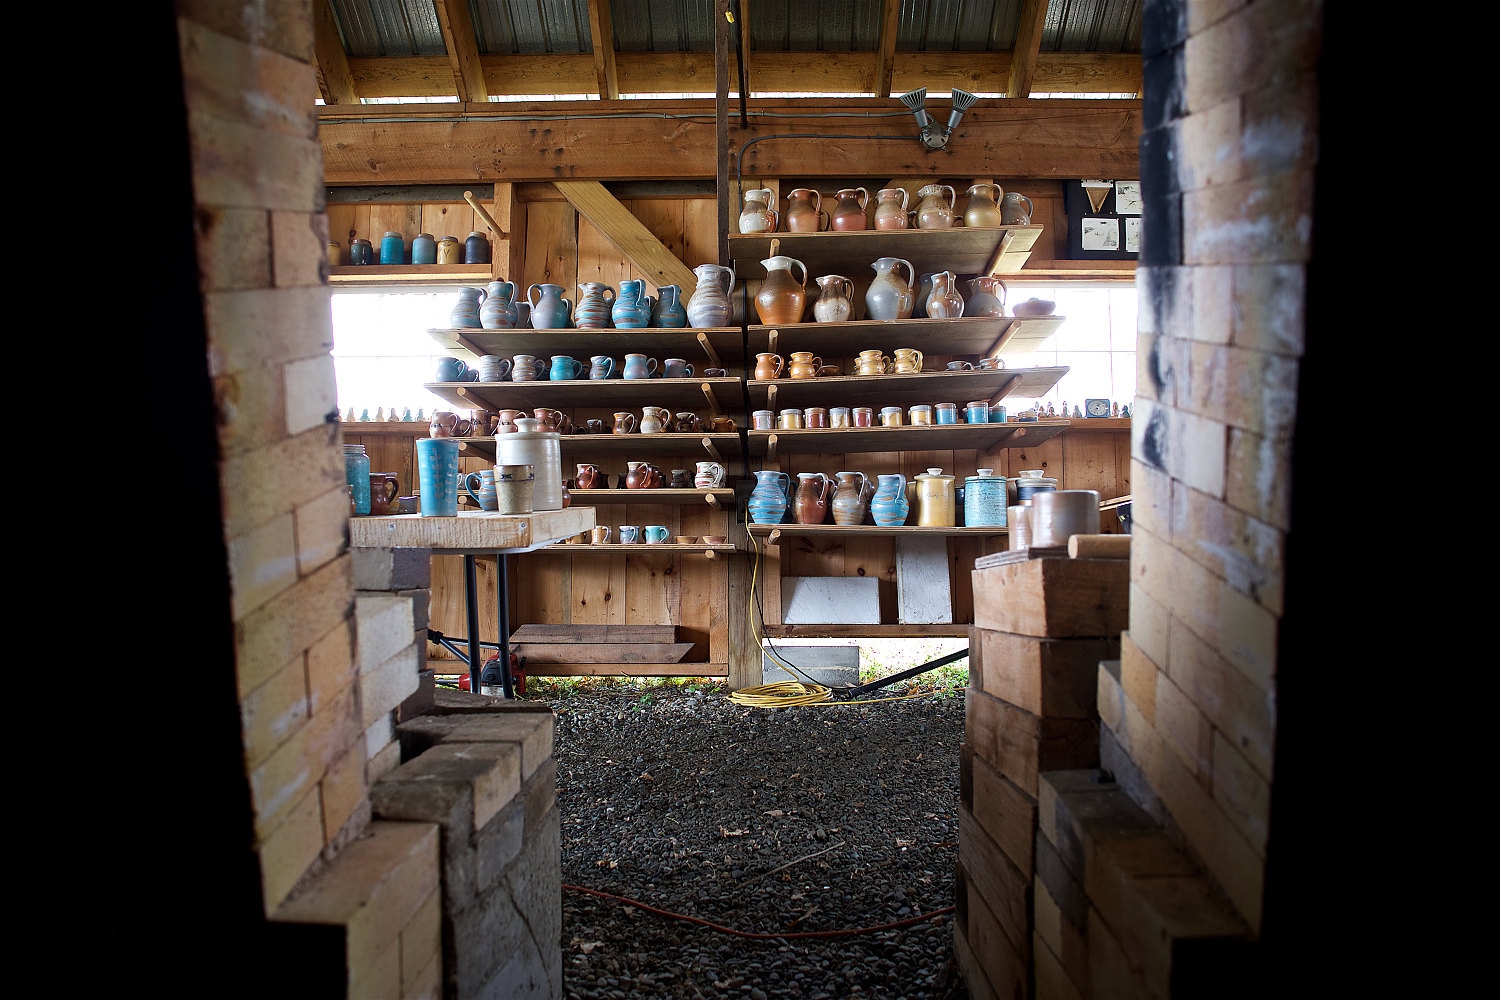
left=972, top=556, right=1128, bottom=638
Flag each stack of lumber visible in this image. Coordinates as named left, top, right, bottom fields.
left=508, top=624, right=692, bottom=663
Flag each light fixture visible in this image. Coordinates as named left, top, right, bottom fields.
left=900, top=87, right=978, bottom=151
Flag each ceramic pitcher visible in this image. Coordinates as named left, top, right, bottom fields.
left=961, top=183, right=1004, bottom=228
left=573, top=281, right=616, bottom=329
left=874, top=187, right=909, bottom=230
left=914, top=183, right=956, bottom=229
left=739, top=188, right=778, bottom=233
left=1001, top=190, right=1035, bottom=224
left=870, top=473, right=909, bottom=527
left=449, top=286, right=485, bottom=328
left=831, top=471, right=874, bottom=526
left=695, top=461, right=726, bottom=488
left=686, top=263, right=735, bottom=328
left=865, top=256, right=915, bottom=321
left=793, top=472, right=834, bottom=525
left=965, top=275, right=1008, bottom=318
left=480, top=279, right=519, bottom=329
left=829, top=187, right=869, bottom=231
left=527, top=283, right=571, bottom=329
left=651, top=284, right=687, bottom=327
left=754, top=255, right=808, bottom=325
left=813, top=274, right=854, bottom=323
left=754, top=353, right=784, bottom=380
left=924, top=271, right=965, bottom=319
left=611, top=278, right=654, bottom=328
left=784, top=188, right=824, bottom=233
left=747, top=470, right=791, bottom=524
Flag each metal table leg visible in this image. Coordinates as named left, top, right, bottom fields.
left=464, top=554, right=481, bottom=696
left=498, top=554, right=514, bottom=698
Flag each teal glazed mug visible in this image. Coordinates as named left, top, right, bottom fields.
left=644, top=525, right=670, bottom=544
left=416, top=438, right=461, bottom=516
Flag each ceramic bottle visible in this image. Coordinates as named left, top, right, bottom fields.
left=873, top=187, right=909, bottom=230
left=479, top=280, right=519, bottom=329
left=961, top=183, right=1004, bottom=228
left=754, top=255, right=809, bottom=325
left=449, top=286, right=486, bottom=328
left=812, top=274, right=854, bottom=323
left=651, top=284, right=687, bottom=328
left=573, top=282, right=616, bottom=329
left=686, top=263, right=736, bottom=328
left=870, top=473, right=909, bottom=527
left=914, top=183, right=956, bottom=229
left=527, top=283, right=572, bottom=329
left=865, top=256, right=915, bottom=321
left=739, top=188, right=778, bottom=233
left=793, top=472, right=834, bottom=525
left=747, top=470, right=791, bottom=525
left=831, top=471, right=874, bottom=526
left=829, top=187, right=869, bottom=231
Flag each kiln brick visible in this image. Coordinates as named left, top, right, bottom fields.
left=973, top=557, right=1129, bottom=638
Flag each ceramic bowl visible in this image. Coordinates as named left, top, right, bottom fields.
left=701, top=535, right=727, bottom=545
left=675, top=535, right=698, bottom=545
left=1011, top=297, right=1057, bottom=317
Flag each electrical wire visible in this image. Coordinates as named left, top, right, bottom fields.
left=564, top=883, right=953, bottom=940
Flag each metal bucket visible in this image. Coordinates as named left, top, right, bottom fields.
left=1030, top=489, right=1101, bottom=548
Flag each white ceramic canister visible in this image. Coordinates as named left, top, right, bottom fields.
left=1029, top=489, right=1101, bottom=548
left=493, top=417, right=563, bottom=510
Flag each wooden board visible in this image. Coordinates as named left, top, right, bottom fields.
left=512, top=641, right=695, bottom=663
left=509, top=624, right=676, bottom=643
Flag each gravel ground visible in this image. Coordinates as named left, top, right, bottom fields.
left=545, top=683, right=971, bottom=1000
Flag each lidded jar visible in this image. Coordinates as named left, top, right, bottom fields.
left=436, top=235, right=462, bottom=264
left=411, top=233, right=437, bottom=265
left=494, top=418, right=563, bottom=510
left=915, top=468, right=957, bottom=527
left=379, top=231, right=405, bottom=264
left=464, top=231, right=491, bottom=264
left=963, top=470, right=1009, bottom=527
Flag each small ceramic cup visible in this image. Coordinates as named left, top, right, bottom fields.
left=617, top=525, right=640, bottom=544
left=644, top=525, right=670, bottom=544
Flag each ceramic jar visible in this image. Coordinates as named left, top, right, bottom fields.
left=965, top=275, right=1008, bottom=318
left=349, top=238, right=374, bottom=265
left=747, top=470, right=791, bottom=525
left=651, top=284, right=687, bottom=327
left=829, top=187, right=869, bottom=231
left=915, top=468, right=956, bottom=526
left=379, top=231, right=404, bottom=264
left=870, top=473, right=909, bottom=527
left=793, top=472, right=834, bottom=525
left=813, top=274, right=855, bottom=323
left=464, top=231, right=491, bottom=264
left=573, top=282, right=616, bottom=329
left=865, top=256, right=915, bottom=321
left=831, top=471, right=874, bottom=526
left=739, top=188, right=778, bottom=233
left=527, top=283, right=572, bottom=330
left=914, top=183, right=956, bottom=229
left=480, top=280, right=520, bottom=329
left=754, top=255, right=809, bottom=325
left=925, top=270, right=965, bottom=319
left=754, top=353, right=784, bottom=380
left=411, top=232, right=437, bottom=264
left=449, top=286, right=486, bottom=328
left=612, top=278, right=654, bottom=329
left=961, top=183, right=1004, bottom=228
left=626, top=462, right=665, bottom=489
left=436, top=235, right=462, bottom=264
left=784, top=188, right=824, bottom=233
left=1001, top=191, right=1035, bottom=225
left=963, top=471, right=1008, bottom=527
left=874, top=187, right=909, bottom=230
left=494, top=418, right=563, bottom=510
left=695, top=461, right=726, bottom=488
left=686, top=263, right=735, bottom=328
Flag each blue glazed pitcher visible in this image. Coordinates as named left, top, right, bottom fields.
left=480, top=280, right=520, bottom=329
left=747, top=470, right=791, bottom=525
left=870, top=473, right=910, bottom=527
left=651, top=284, right=687, bottom=328
left=527, top=283, right=572, bottom=330
left=611, top=278, right=654, bottom=329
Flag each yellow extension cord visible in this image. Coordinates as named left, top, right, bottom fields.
left=726, top=525, right=951, bottom=709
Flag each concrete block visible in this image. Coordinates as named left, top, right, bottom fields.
left=762, top=644, right=860, bottom=686
left=356, top=595, right=415, bottom=672
left=897, top=534, right=953, bottom=623
left=360, top=641, right=421, bottom=729
left=783, top=577, right=881, bottom=624
left=352, top=545, right=431, bottom=591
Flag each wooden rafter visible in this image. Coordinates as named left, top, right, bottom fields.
left=586, top=0, right=619, bottom=100
left=1008, top=0, right=1048, bottom=98
left=875, top=0, right=901, bottom=98
left=313, top=0, right=357, bottom=105
left=434, top=0, right=487, bottom=102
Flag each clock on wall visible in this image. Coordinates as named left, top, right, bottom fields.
left=1085, top=398, right=1111, bottom=418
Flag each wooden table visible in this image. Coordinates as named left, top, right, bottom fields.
left=350, top=508, right=595, bottom=696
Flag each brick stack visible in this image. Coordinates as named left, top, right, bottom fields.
left=954, top=554, right=1126, bottom=1000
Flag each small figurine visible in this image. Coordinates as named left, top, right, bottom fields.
left=415, top=408, right=425, bottom=422
left=344, top=407, right=355, bottom=422
left=1120, top=404, right=1131, bottom=418
left=1073, top=405, right=1083, bottom=418
left=1046, top=402, right=1056, bottom=417
left=358, top=408, right=371, bottom=421
left=374, top=407, right=385, bottom=422
left=1111, top=402, right=1119, bottom=417
left=402, top=407, right=413, bottom=422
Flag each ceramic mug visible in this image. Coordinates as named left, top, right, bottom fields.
left=612, top=411, right=637, bottom=434
left=494, top=408, right=527, bottom=433
left=590, top=525, right=612, bottom=544
left=663, top=358, right=694, bottom=379
left=644, top=525, right=670, bottom=544
left=617, top=525, right=640, bottom=544
left=589, top=355, right=617, bottom=380
left=416, top=438, right=461, bottom=516
left=463, top=469, right=498, bottom=510
left=368, top=472, right=400, bottom=515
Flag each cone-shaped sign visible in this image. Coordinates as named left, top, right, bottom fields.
left=1082, top=179, right=1112, bottom=214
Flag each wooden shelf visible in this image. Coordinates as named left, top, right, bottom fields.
left=457, top=433, right=743, bottom=462
left=427, top=327, right=745, bottom=365
left=535, top=543, right=736, bottom=555
left=757, top=624, right=974, bottom=639
left=425, top=377, right=744, bottom=414
left=748, top=524, right=1007, bottom=539
left=330, top=264, right=494, bottom=285
left=748, top=316, right=1064, bottom=359
left=567, top=488, right=735, bottom=505
left=746, top=367, right=1067, bottom=411
left=745, top=420, right=1071, bottom=458
left=728, top=226, right=1043, bottom=276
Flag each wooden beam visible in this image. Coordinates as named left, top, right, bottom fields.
left=586, top=0, right=620, bottom=99
left=716, top=0, right=730, bottom=265
left=313, top=0, right=357, bottom=105
left=320, top=99, right=1142, bottom=184
left=551, top=180, right=698, bottom=295
left=434, top=0, right=488, bottom=102
left=736, top=0, right=752, bottom=97
left=876, top=0, right=901, bottom=98
left=340, top=51, right=1142, bottom=101
left=1008, top=0, right=1047, bottom=98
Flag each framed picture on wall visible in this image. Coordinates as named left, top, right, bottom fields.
left=1064, top=179, right=1139, bottom=260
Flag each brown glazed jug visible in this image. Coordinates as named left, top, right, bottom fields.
left=924, top=271, right=965, bottom=319
left=784, top=188, right=825, bottom=233
left=831, top=471, right=874, bottom=526
left=829, top=187, right=869, bottom=231
left=754, top=255, right=809, bottom=325
left=793, top=472, right=835, bottom=525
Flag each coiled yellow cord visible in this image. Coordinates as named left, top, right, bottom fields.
left=728, top=525, right=944, bottom=709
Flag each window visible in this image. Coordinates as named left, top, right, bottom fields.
left=329, top=283, right=1137, bottom=421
